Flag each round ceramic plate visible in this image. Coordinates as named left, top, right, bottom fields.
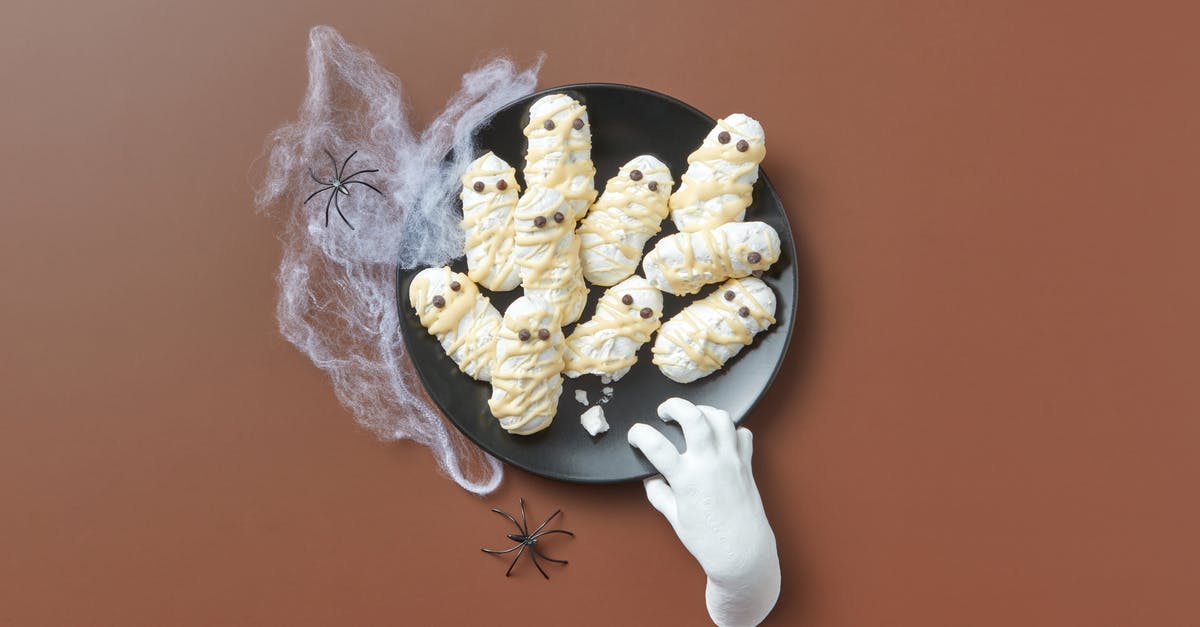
left=397, top=83, right=798, bottom=483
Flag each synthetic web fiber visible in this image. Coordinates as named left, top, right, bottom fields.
left=255, top=26, right=542, bottom=494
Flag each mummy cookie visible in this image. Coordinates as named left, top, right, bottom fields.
left=642, top=221, right=781, bottom=295
left=523, top=94, right=597, bottom=220
left=513, top=186, right=588, bottom=324
left=577, top=155, right=674, bottom=286
left=652, top=277, right=777, bottom=383
left=460, top=152, right=521, bottom=291
left=564, top=276, right=663, bottom=382
left=488, top=296, right=564, bottom=435
left=409, top=267, right=502, bottom=381
left=669, top=113, right=766, bottom=232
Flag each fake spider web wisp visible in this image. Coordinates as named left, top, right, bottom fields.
left=255, top=26, right=542, bottom=494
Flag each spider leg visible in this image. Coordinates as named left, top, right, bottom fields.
left=339, top=150, right=358, bottom=179
left=333, top=190, right=355, bottom=230
left=344, top=180, right=383, bottom=196
left=303, top=186, right=333, bottom=205
left=505, top=544, right=527, bottom=577
left=529, top=528, right=575, bottom=540
left=529, top=549, right=551, bottom=579
left=308, top=168, right=329, bottom=186
left=491, top=508, right=525, bottom=535
left=532, top=548, right=568, bottom=565
left=481, top=542, right=525, bottom=555
left=341, top=168, right=379, bottom=182
left=519, top=498, right=530, bottom=535
left=323, top=188, right=335, bottom=227
left=529, top=509, right=563, bottom=536
left=325, top=149, right=339, bottom=177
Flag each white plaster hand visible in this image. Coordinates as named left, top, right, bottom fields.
left=628, top=398, right=781, bottom=627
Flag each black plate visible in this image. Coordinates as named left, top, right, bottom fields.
left=397, top=83, right=798, bottom=483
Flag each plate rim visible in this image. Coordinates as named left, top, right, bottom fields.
left=397, top=81, right=801, bottom=483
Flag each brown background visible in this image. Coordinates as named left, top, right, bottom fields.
left=2, top=1, right=1198, bottom=625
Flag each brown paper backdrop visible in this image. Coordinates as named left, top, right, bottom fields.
left=2, top=1, right=1198, bottom=625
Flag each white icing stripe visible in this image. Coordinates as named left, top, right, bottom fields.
left=652, top=277, right=777, bottom=384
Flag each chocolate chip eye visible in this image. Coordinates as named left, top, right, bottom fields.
left=736, top=139, right=749, bottom=152
left=432, top=295, right=446, bottom=308
left=747, top=252, right=762, bottom=264
left=533, top=215, right=547, bottom=228
left=572, top=118, right=584, bottom=130
left=537, top=328, right=550, bottom=340
left=738, top=306, right=750, bottom=317
left=640, top=307, right=654, bottom=319
left=544, top=119, right=555, bottom=131
left=621, top=294, right=634, bottom=306
left=472, top=181, right=484, bottom=192
left=648, top=181, right=658, bottom=192
left=718, top=131, right=731, bottom=144
left=518, top=329, right=531, bottom=341
left=629, top=169, right=643, bottom=181
left=496, top=179, right=508, bottom=191
left=553, top=211, right=565, bottom=223
left=724, top=290, right=735, bottom=301
left=449, top=281, right=461, bottom=292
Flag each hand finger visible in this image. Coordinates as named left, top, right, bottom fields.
left=628, top=423, right=681, bottom=479
left=736, top=427, right=754, bottom=465
left=696, top=404, right=737, bottom=451
left=657, top=397, right=714, bottom=452
left=643, top=475, right=679, bottom=527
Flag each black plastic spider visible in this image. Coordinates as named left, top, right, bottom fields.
left=481, top=498, right=574, bottom=579
left=303, top=149, right=383, bottom=230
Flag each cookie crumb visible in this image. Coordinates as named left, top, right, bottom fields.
left=581, top=406, right=609, bottom=436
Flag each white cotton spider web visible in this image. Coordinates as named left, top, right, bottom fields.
left=255, top=26, right=542, bottom=494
